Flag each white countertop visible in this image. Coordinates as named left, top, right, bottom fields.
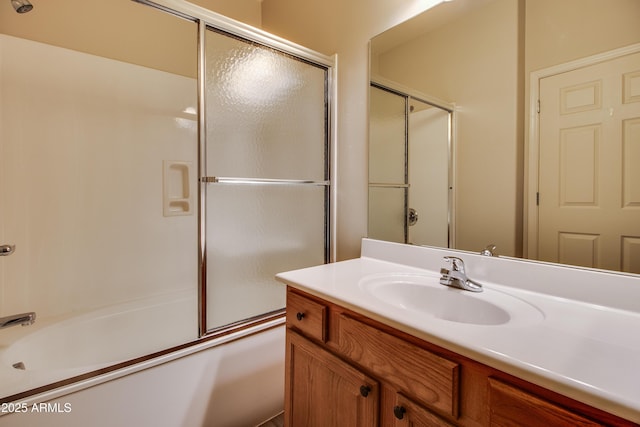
left=276, top=239, right=640, bottom=423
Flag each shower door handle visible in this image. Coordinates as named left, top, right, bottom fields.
left=407, top=208, right=419, bottom=226
left=0, top=244, right=16, bottom=256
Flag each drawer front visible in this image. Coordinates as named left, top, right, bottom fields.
left=286, top=289, right=327, bottom=342
left=488, top=378, right=602, bottom=426
left=338, top=314, right=460, bottom=418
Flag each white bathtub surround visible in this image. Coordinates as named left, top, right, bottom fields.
left=0, top=324, right=285, bottom=427
left=0, top=33, right=199, bottom=400
left=276, top=238, right=640, bottom=423
left=0, top=33, right=198, bottom=319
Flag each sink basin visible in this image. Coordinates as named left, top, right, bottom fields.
left=359, top=273, right=544, bottom=326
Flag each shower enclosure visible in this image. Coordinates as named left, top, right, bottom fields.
left=368, top=82, right=452, bottom=246
left=203, top=27, right=330, bottom=333
left=0, top=0, right=332, bottom=402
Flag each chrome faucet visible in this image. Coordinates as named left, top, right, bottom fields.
left=0, top=312, right=36, bottom=330
left=480, top=244, right=498, bottom=257
left=439, top=256, right=483, bottom=292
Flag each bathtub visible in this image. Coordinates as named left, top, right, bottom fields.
left=0, top=289, right=198, bottom=396
left=0, top=290, right=285, bottom=426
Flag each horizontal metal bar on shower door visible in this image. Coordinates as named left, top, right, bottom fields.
left=201, top=177, right=330, bottom=186
left=368, top=183, right=410, bottom=188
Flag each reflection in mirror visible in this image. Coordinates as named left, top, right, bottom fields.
left=369, top=0, right=640, bottom=274
left=368, top=83, right=451, bottom=247
left=408, top=97, right=451, bottom=247
left=369, top=85, right=407, bottom=243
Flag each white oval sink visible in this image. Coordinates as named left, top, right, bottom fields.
left=359, top=273, right=544, bottom=326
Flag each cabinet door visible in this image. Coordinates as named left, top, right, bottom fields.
left=488, top=378, right=602, bottom=426
left=285, top=330, right=379, bottom=427
left=392, top=393, right=455, bottom=427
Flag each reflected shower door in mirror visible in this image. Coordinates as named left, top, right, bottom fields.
left=368, top=83, right=452, bottom=247
left=369, top=0, right=640, bottom=274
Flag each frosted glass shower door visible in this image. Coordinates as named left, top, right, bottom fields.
left=369, top=85, right=407, bottom=243
left=204, top=28, right=329, bottom=331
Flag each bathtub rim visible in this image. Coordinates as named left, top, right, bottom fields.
left=0, top=287, right=199, bottom=374
left=0, top=311, right=284, bottom=409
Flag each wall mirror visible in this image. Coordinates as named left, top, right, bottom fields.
left=368, top=0, right=640, bottom=274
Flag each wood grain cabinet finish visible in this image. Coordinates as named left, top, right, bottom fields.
left=488, top=378, right=602, bottom=426
left=338, top=314, right=459, bottom=418
left=284, top=288, right=637, bottom=427
left=392, top=393, right=456, bottom=427
left=285, top=330, right=379, bottom=427
left=286, top=290, right=328, bottom=342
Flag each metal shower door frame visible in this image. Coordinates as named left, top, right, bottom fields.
left=133, top=0, right=336, bottom=338
left=369, top=78, right=454, bottom=247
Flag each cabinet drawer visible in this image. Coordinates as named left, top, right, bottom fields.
left=286, top=289, right=327, bottom=342
left=488, top=378, right=602, bottom=426
left=338, top=315, right=460, bottom=419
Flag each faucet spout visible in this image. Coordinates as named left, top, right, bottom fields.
left=439, top=256, right=483, bottom=292
left=0, top=312, right=36, bottom=330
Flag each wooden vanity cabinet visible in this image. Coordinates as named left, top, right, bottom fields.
left=286, top=330, right=379, bottom=426
left=389, top=392, right=456, bottom=427
left=487, top=377, right=601, bottom=426
left=284, top=287, right=637, bottom=427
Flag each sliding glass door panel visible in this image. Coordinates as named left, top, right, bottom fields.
left=368, top=187, right=406, bottom=244
left=369, top=85, right=406, bottom=184
left=204, top=28, right=327, bottom=181
left=203, top=26, right=330, bottom=332
left=205, top=184, right=326, bottom=330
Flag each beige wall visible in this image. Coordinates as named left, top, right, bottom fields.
left=525, top=0, right=640, bottom=73
left=0, top=0, right=262, bottom=78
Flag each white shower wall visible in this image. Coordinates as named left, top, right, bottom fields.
left=0, top=34, right=198, bottom=321
left=408, top=106, right=449, bottom=247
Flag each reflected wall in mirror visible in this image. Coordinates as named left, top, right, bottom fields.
left=369, top=0, right=640, bottom=274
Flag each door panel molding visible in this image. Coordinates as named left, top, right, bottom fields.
left=526, top=42, right=640, bottom=261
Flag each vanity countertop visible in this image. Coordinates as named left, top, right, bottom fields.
left=276, top=239, right=640, bottom=423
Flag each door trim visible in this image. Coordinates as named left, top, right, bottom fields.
left=526, top=42, right=640, bottom=260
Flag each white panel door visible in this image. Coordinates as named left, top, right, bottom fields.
left=538, top=52, right=640, bottom=272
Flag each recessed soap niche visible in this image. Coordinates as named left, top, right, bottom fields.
left=163, top=160, right=193, bottom=217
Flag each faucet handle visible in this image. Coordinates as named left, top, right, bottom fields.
left=439, top=268, right=453, bottom=286
left=443, top=256, right=465, bottom=273
left=480, top=244, right=498, bottom=257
